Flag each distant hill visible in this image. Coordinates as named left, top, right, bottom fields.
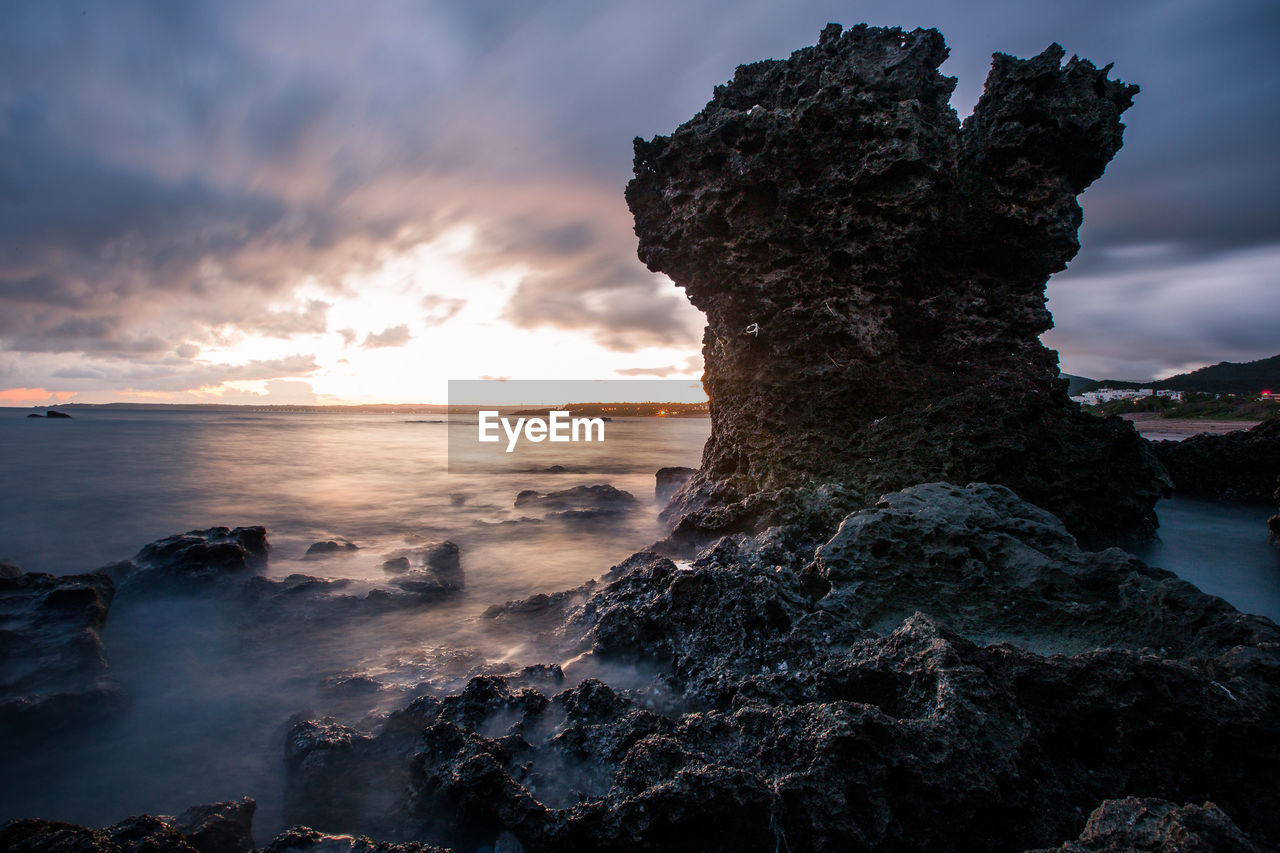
left=1075, top=354, right=1280, bottom=395
left=1060, top=374, right=1097, bottom=396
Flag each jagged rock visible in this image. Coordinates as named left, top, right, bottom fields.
left=1027, top=797, right=1262, bottom=852
left=626, top=23, right=1168, bottom=548
left=0, top=799, right=256, bottom=853
left=0, top=569, right=124, bottom=733
left=278, top=482, right=1279, bottom=850
left=0, top=815, right=198, bottom=852
left=383, top=556, right=412, bottom=572
left=655, top=467, right=696, bottom=503
left=513, top=485, right=637, bottom=516
left=305, top=540, right=359, bottom=558
left=171, top=797, right=256, bottom=853
left=261, top=826, right=449, bottom=853
left=121, top=526, right=269, bottom=593
left=1151, top=418, right=1280, bottom=502
left=0, top=557, right=21, bottom=580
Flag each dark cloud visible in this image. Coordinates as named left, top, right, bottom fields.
left=0, top=0, right=1276, bottom=388
left=43, top=353, right=319, bottom=393
left=362, top=324, right=412, bottom=349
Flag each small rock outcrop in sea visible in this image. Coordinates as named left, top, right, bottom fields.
left=305, top=539, right=360, bottom=558
left=269, top=482, right=1279, bottom=851
left=654, top=466, right=696, bottom=504
left=626, top=23, right=1169, bottom=547
left=0, top=567, right=124, bottom=733
left=514, top=484, right=638, bottom=521
left=25, top=410, right=71, bottom=418
left=1151, top=417, right=1280, bottom=502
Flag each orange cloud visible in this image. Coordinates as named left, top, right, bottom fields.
left=0, top=388, right=75, bottom=405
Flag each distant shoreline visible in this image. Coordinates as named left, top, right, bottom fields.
left=1123, top=412, right=1262, bottom=441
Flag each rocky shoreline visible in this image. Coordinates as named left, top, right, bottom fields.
left=4, top=23, right=1280, bottom=853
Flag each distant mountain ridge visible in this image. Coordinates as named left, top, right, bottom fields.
left=1074, top=354, right=1280, bottom=395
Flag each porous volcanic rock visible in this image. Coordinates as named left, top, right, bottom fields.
left=0, top=568, right=124, bottom=733
left=274, top=483, right=1280, bottom=851
left=1027, top=797, right=1262, bottom=852
left=1151, top=417, right=1280, bottom=502
left=626, top=23, right=1168, bottom=548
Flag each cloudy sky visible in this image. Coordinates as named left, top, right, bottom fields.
left=1, top=1, right=1276, bottom=405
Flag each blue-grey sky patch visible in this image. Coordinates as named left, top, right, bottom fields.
left=0, top=0, right=1276, bottom=395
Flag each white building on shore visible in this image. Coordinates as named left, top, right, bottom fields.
left=1072, top=388, right=1185, bottom=405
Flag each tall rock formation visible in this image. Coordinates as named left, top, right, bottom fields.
left=626, top=23, right=1169, bottom=547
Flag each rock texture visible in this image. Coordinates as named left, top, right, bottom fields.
left=117, top=525, right=269, bottom=593
left=1151, top=417, right=1280, bottom=502
left=274, top=483, right=1280, bottom=851
left=0, top=568, right=124, bottom=733
left=626, top=23, right=1168, bottom=548
left=1027, top=797, right=1262, bottom=853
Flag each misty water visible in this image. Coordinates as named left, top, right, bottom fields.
left=1, top=408, right=1278, bottom=836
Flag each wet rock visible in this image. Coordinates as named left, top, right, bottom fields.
left=389, top=541, right=464, bottom=597
left=316, top=481, right=1280, bottom=851
left=382, top=556, right=412, bottom=573
left=171, top=797, right=256, bottom=853
left=122, top=526, right=269, bottom=593
left=1028, top=797, right=1262, bottom=852
left=449, top=493, right=467, bottom=507
left=261, top=826, right=448, bottom=853
left=424, top=542, right=463, bottom=591
left=514, top=485, right=637, bottom=515
left=0, top=557, right=21, bottom=580
left=1151, top=417, right=1280, bottom=502
left=655, top=466, right=696, bottom=504
left=305, top=540, right=359, bottom=558
left=0, top=814, right=198, bottom=851
left=45, top=410, right=71, bottom=418
left=626, top=23, right=1168, bottom=547
left=0, top=569, right=124, bottom=733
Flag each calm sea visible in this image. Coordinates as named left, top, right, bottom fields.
left=0, top=407, right=1276, bottom=834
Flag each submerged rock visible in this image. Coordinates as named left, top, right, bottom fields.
left=0, top=568, right=124, bottom=733
left=654, top=466, right=696, bottom=504
left=626, top=23, right=1168, bottom=547
left=1151, top=417, right=1280, bottom=502
left=305, top=539, right=360, bottom=558
left=514, top=484, right=637, bottom=514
